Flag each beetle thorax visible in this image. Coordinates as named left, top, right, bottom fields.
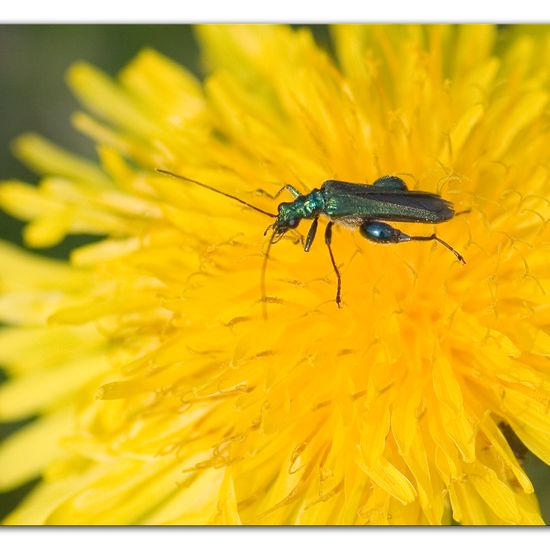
left=276, top=190, right=324, bottom=231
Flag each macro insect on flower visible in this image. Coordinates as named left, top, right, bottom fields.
left=158, top=170, right=467, bottom=312
left=0, top=24, right=549, bottom=525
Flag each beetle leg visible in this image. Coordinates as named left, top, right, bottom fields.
left=360, top=220, right=465, bottom=264
left=454, top=208, right=471, bottom=217
left=304, top=217, right=319, bottom=252
left=324, top=221, right=342, bottom=307
left=407, top=233, right=466, bottom=264
left=359, top=220, right=407, bottom=243
left=291, top=232, right=305, bottom=247
left=255, top=184, right=302, bottom=200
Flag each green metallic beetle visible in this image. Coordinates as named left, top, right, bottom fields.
left=158, top=170, right=467, bottom=309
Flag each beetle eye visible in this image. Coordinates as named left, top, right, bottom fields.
left=288, top=218, right=298, bottom=229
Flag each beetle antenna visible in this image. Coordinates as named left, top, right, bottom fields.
left=156, top=169, right=277, bottom=219
left=261, top=228, right=277, bottom=319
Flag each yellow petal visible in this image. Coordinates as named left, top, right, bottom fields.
left=357, top=457, right=416, bottom=505
left=12, top=133, right=110, bottom=186
left=215, top=467, right=242, bottom=525
left=0, top=180, right=64, bottom=223
left=67, top=62, right=160, bottom=137
left=119, top=48, right=209, bottom=128
left=449, top=479, right=490, bottom=525
left=2, top=473, right=83, bottom=525
left=491, top=91, right=549, bottom=158
left=446, top=104, right=484, bottom=162
left=0, top=352, right=109, bottom=421
left=467, top=464, right=521, bottom=523
left=0, top=240, right=89, bottom=292
left=0, top=325, right=103, bottom=375
left=0, top=410, right=73, bottom=491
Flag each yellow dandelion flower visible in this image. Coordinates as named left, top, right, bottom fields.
left=1, top=24, right=550, bottom=525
